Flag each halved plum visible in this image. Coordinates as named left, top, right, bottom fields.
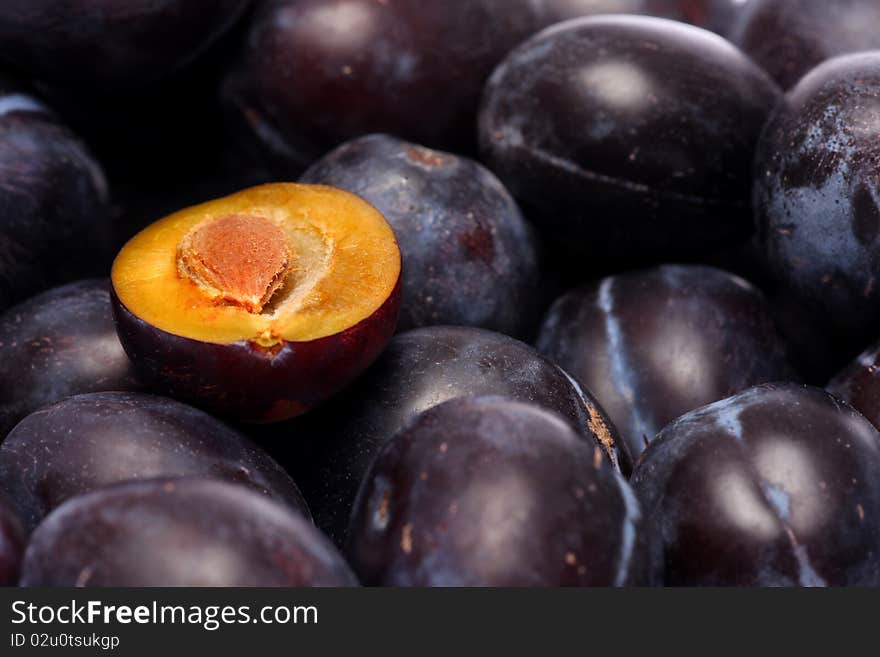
left=111, top=183, right=401, bottom=422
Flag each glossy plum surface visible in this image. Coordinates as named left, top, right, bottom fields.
left=533, top=0, right=750, bottom=35
left=20, top=478, right=356, bottom=587
left=302, top=134, right=541, bottom=336
left=282, top=326, right=629, bottom=545
left=0, top=392, right=307, bottom=532
left=731, top=0, right=880, bottom=90
left=0, top=279, right=145, bottom=437
left=632, top=383, right=880, bottom=586
left=0, top=493, right=23, bottom=585
left=479, top=15, right=780, bottom=268
left=0, top=1, right=251, bottom=87
left=348, top=397, right=652, bottom=587
left=0, top=76, right=110, bottom=311
left=754, top=53, right=880, bottom=353
left=221, top=0, right=537, bottom=170
left=828, top=342, right=880, bottom=432
left=537, top=265, right=798, bottom=458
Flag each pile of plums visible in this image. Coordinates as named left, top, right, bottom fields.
left=2, top=0, right=880, bottom=588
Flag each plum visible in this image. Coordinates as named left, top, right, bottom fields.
left=0, top=492, right=23, bottom=585
left=221, top=0, right=538, bottom=170
left=537, top=265, right=798, bottom=458
left=111, top=183, right=401, bottom=423
left=0, top=74, right=110, bottom=311
left=754, top=53, right=880, bottom=354
left=632, top=383, right=880, bottom=586
left=301, top=134, right=541, bottom=337
left=731, top=0, right=880, bottom=90
left=828, top=342, right=880, bottom=432
left=20, top=478, right=356, bottom=587
left=533, top=1, right=750, bottom=35
left=0, top=1, right=252, bottom=88
left=0, top=279, right=145, bottom=437
left=348, top=397, right=653, bottom=586
left=278, top=326, right=629, bottom=546
left=0, top=391, right=307, bottom=531
left=479, top=15, right=780, bottom=269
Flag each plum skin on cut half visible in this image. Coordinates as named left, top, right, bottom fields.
left=110, top=183, right=402, bottom=423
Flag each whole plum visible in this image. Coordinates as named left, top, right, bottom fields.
left=479, top=16, right=780, bottom=269
left=633, top=383, right=880, bottom=586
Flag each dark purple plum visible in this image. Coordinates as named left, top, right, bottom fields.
left=731, top=0, right=880, bottom=90
left=0, top=279, right=145, bottom=437
left=221, top=0, right=537, bottom=170
left=533, top=0, right=750, bottom=35
left=348, top=397, right=653, bottom=587
left=20, top=478, right=356, bottom=587
left=632, top=383, right=880, bottom=586
left=0, top=75, right=111, bottom=311
left=754, top=53, right=880, bottom=354
left=301, top=134, right=541, bottom=337
left=828, top=342, right=880, bottom=432
left=479, top=15, right=780, bottom=268
left=0, top=392, right=307, bottom=532
left=278, top=326, right=629, bottom=546
left=0, top=492, right=23, bottom=585
left=537, top=265, right=798, bottom=458
left=531, top=0, right=660, bottom=26
left=0, top=1, right=251, bottom=88
left=669, top=0, right=752, bottom=34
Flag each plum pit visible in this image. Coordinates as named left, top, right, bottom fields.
left=177, top=214, right=292, bottom=314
